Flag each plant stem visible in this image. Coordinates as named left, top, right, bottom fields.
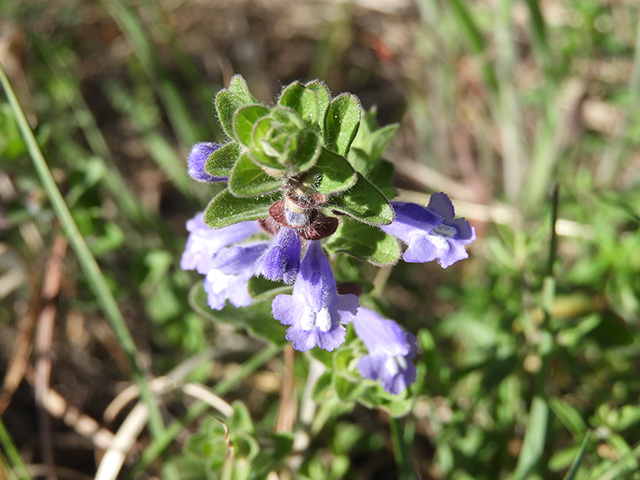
left=390, top=416, right=416, bottom=480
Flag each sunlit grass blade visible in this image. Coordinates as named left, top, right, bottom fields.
left=0, top=63, right=167, bottom=445
left=522, top=4, right=561, bottom=209
left=0, top=415, right=32, bottom=480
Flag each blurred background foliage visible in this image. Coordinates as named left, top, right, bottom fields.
left=1, top=0, right=640, bottom=479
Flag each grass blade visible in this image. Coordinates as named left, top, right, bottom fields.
left=0, top=63, right=166, bottom=444
left=30, top=35, right=158, bottom=229
left=103, top=0, right=203, bottom=148
left=0, top=415, right=32, bottom=480
left=448, top=0, right=498, bottom=93
left=563, top=431, right=591, bottom=480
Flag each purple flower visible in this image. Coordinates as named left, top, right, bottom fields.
left=204, top=242, right=269, bottom=310
left=272, top=241, right=359, bottom=351
left=188, top=142, right=227, bottom=182
left=254, top=227, right=301, bottom=284
left=381, top=192, right=476, bottom=268
left=353, top=308, right=417, bottom=395
left=181, top=213, right=261, bottom=275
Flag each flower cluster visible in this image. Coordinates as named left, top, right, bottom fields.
left=180, top=76, right=475, bottom=394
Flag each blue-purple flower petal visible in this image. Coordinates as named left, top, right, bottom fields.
left=180, top=213, right=262, bottom=275
left=254, top=227, right=301, bottom=284
left=188, top=142, right=227, bottom=182
left=353, top=308, right=417, bottom=395
left=204, top=242, right=268, bottom=310
left=381, top=193, right=475, bottom=268
left=271, top=241, right=359, bottom=351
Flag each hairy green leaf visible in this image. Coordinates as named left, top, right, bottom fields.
left=228, top=74, right=258, bottom=103
left=234, top=104, right=269, bottom=146
left=205, top=142, right=240, bottom=177
left=305, top=147, right=356, bottom=194
left=278, top=82, right=320, bottom=128
left=325, top=217, right=400, bottom=266
left=216, top=90, right=250, bottom=140
left=204, top=188, right=275, bottom=228
left=327, top=173, right=394, bottom=225
left=305, top=80, right=331, bottom=133
left=228, top=153, right=283, bottom=197
left=324, top=93, right=361, bottom=156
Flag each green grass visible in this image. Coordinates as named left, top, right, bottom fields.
left=2, top=1, right=640, bottom=479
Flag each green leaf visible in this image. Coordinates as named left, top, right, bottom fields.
left=290, top=128, right=322, bottom=173
left=549, top=397, right=587, bottom=436
left=204, top=188, right=275, bottom=228
left=305, top=80, right=331, bottom=133
left=327, top=173, right=394, bottom=225
left=304, top=147, right=356, bottom=194
left=234, top=104, right=269, bottom=146
left=189, top=284, right=287, bottom=345
left=349, top=107, right=399, bottom=171
left=252, top=432, right=294, bottom=477
left=205, top=142, right=240, bottom=177
left=324, top=93, right=361, bottom=155
left=325, top=217, right=400, bottom=266
left=249, top=117, right=288, bottom=171
left=333, top=374, right=366, bottom=402
left=249, top=111, right=321, bottom=174
left=367, top=159, right=397, bottom=198
left=228, top=153, right=283, bottom=197
left=356, top=382, right=413, bottom=417
left=311, top=371, right=333, bottom=403
left=247, top=276, right=292, bottom=300
left=228, top=74, right=257, bottom=103
left=215, top=90, right=250, bottom=140
left=278, top=82, right=320, bottom=128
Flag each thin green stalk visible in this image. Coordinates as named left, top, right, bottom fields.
left=563, top=431, right=591, bottom=480
left=0, top=416, right=32, bottom=480
left=390, top=417, right=416, bottom=480
left=523, top=3, right=562, bottom=209
left=127, top=343, right=282, bottom=477
left=0, top=63, right=166, bottom=443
